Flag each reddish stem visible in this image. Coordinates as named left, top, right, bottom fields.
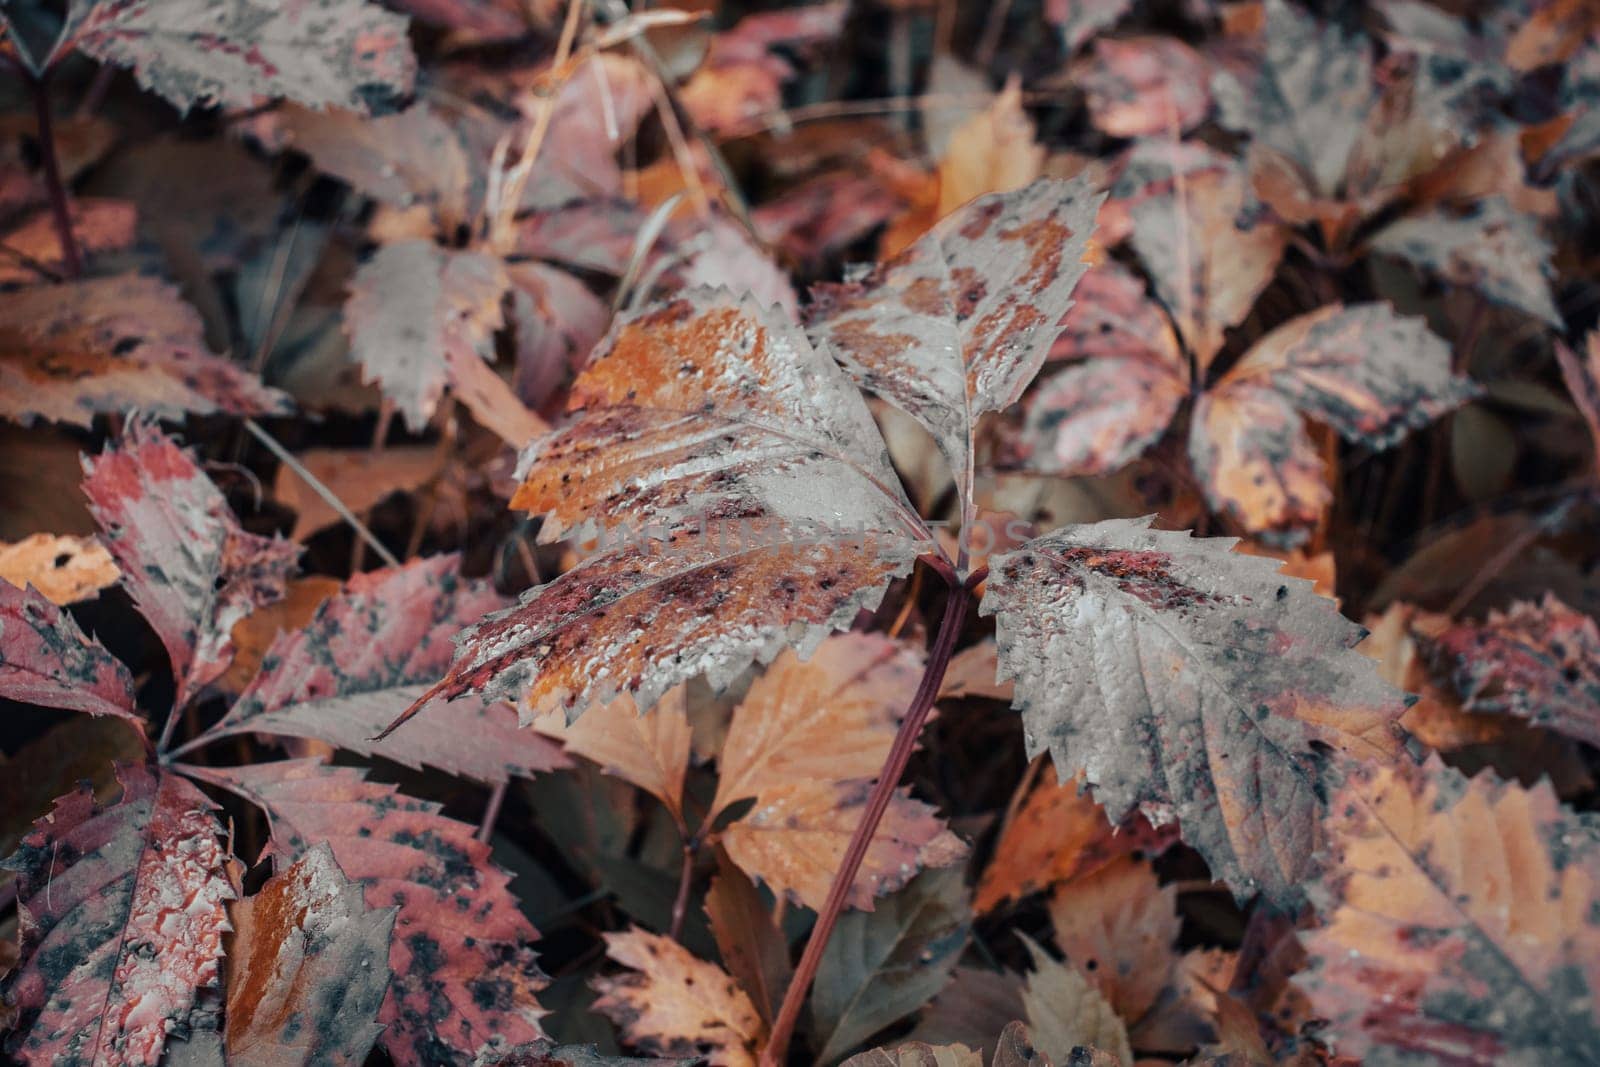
left=30, top=73, right=82, bottom=279
left=669, top=837, right=696, bottom=942
left=759, top=579, right=970, bottom=1065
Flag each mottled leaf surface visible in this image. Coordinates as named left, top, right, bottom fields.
left=189, top=760, right=546, bottom=1067
left=0, top=275, right=290, bottom=428
left=808, top=178, right=1102, bottom=503
left=225, top=843, right=395, bottom=1067
left=2, top=765, right=232, bottom=1067
left=0, top=576, right=141, bottom=727
left=981, top=517, right=1407, bottom=903
left=1302, top=759, right=1600, bottom=1064
left=81, top=423, right=299, bottom=707
left=208, top=555, right=566, bottom=784
left=592, top=928, right=765, bottom=1067
left=1423, top=595, right=1600, bottom=749
left=344, top=240, right=512, bottom=432
left=56, top=0, right=416, bottom=114
left=811, top=868, right=970, bottom=1062
left=413, top=290, right=926, bottom=724
left=0, top=533, right=118, bottom=606
left=1372, top=198, right=1562, bottom=326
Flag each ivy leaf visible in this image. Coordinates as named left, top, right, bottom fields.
left=1301, top=758, right=1600, bottom=1062
left=2, top=765, right=233, bottom=1067
left=0, top=275, right=291, bottom=429
left=49, top=0, right=416, bottom=114
left=811, top=867, right=970, bottom=1062
left=592, top=927, right=767, bottom=1067
left=187, top=759, right=546, bottom=1067
left=807, top=178, right=1102, bottom=524
left=202, top=555, right=567, bottom=785
left=344, top=240, right=513, bottom=434
left=81, top=422, right=299, bottom=709
left=1422, top=594, right=1600, bottom=749
left=980, top=517, right=1408, bottom=903
left=402, top=289, right=928, bottom=728
left=0, top=576, right=142, bottom=728
left=225, top=843, right=396, bottom=1067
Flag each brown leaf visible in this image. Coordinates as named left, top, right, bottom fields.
left=935, top=77, right=1045, bottom=222
left=274, top=446, right=447, bottom=541
left=982, top=518, right=1408, bottom=903
left=536, top=688, right=693, bottom=823
left=225, top=844, right=395, bottom=1066
left=1048, top=857, right=1180, bottom=1023
left=0, top=532, right=117, bottom=605
left=705, top=854, right=792, bottom=1026
left=0, top=275, right=290, bottom=428
left=1301, top=758, right=1600, bottom=1062
left=0, top=198, right=136, bottom=284
left=2, top=766, right=232, bottom=1067
left=842, top=1042, right=983, bottom=1067
left=974, top=762, right=1172, bottom=915
left=1019, top=936, right=1133, bottom=1066
left=592, top=927, right=766, bottom=1067
left=82, top=422, right=300, bottom=707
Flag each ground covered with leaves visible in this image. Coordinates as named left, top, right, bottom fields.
left=2, top=0, right=1600, bottom=1065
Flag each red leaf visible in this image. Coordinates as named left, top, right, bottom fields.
left=204, top=555, right=567, bottom=784
left=0, top=576, right=142, bottom=729
left=189, top=759, right=546, bottom=1066
left=81, top=423, right=299, bottom=708
left=2, top=765, right=232, bottom=1067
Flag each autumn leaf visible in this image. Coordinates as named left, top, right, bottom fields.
left=592, top=927, right=767, bottom=1067
left=1025, top=295, right=1473, bottom=538
left=1076, top=36, right=1211, bottom=138
left=811, top=867, right=970, bottom=1061
left=535, top=688, right=694, bottom=823
left=1422, top=595, right=1600, bottom=749
left=483, top=1042, right=695, bottom=1066
left=1047, top=857, right=1180, bottom=1025
left=45, top=0, right=416, bottom=114
left=198, top=555, right=566, bottom=783
left=0, top=197, right=135, bottom=284
left=0, top=532, right=117, bottom=605
left=1018, top=935, right=1133, bottom=1066
left=705, top=854, right=792, bottom=1026
left=973, top=760, right=1173, bottom=914
left=225, top=843, right=396, bottom=1067
left=82, top=422, right=299, bottom=708
left=0, top=275, right=291, bottom=428
left=809, top=177, right=1101, bottom=524
left=2, top=765, right=233, bottom=1067
left=1301, top=758, right=1600, bottom=1062
left=0, top=573, right=143, bottom=728
left=404, top=289, right=929, bottom=727
left=187, top=759, right=547, bottom=1067
left=344, top=240, right=514, bottom=434
left=981, top=516, right=1408, bottom=903
left=842, top=1041, right=982, bottom=1067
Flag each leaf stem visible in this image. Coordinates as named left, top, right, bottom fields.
left=760, top=580, right=970, bottom=1065
left=30, top=72, right=82, bottom=279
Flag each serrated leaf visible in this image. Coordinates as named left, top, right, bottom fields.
left=0, top=575, right=142, bottom=727
left=1047, top=857, right=1179, bottom=1023
left=82, top=422, right=299, bottom=708
left=808, top=178, right=1101, bottom=518
left=0, top=275, right=290, bottom=429
left=188, top=759, right=546, bottom=1067
left=980, top=517, right=1407, bottom=903
left=1301, top=758, right=1600, bottom=1063
left=592, top=927, right=766, bottom=1067
left=2, top=765, right=233, bottom=1067
left=1018, top=936, right=1132, bottom=1067
left=1422, top=594, right=1600, bottom=749
left=203, top=555, right=566, bottom=784
left=54, top=0, right=416, bottom=114
left=225, top=843, right=395, bottom=1067
left=842, top=1042, right=982, bottom=1067
left=811, top=867, right=970, bottom=1062
left=406, top=289, right=927, bottom=727
left=1372, top=198, right=1562, bottom=327
left=344, top=240, right=513, bottom=433
left=535, top=688, right=693, bottom=822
